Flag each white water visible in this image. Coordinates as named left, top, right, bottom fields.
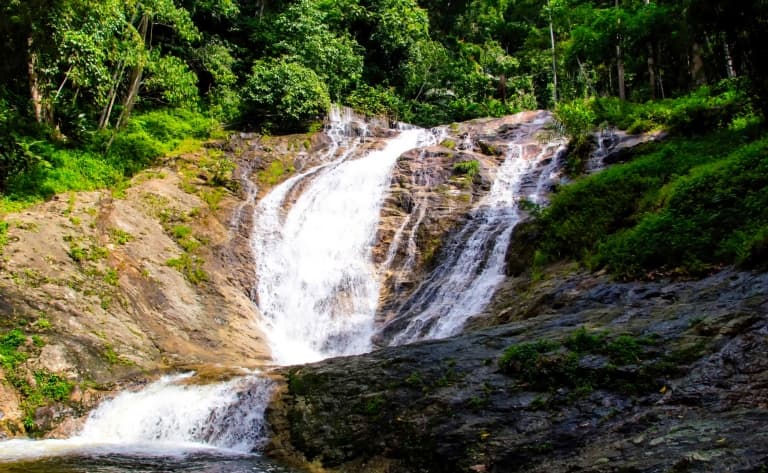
left=252, top=119, right=437, bottom=365
left=0, top=373, right=273, bottom=461
left=0, top=110, right=363, bottom=465
left=388, top=138, right=566, bottom=344
left=0, top=109, right=568, bottom=466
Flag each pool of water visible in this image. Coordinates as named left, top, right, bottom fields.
left=0, top=451, right=298, bottom=473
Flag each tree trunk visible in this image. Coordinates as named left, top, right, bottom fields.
left=690, top=41, right=706, bottom=86
left=115, top=14, right=150, bottom=130
left=724, top=39, right=736, bottom=78
left=27, top=36, right=44, bottom=124
left=647, top=43, right=656, bottom=99
left=615, top=0, right=625, bottom=100
left=549, top=8, right=558, bottom=105
left=98, top=61, right=126, bottom=130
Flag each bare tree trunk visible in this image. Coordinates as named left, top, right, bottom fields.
left=615, top=0, right=625, bottom=100
left=690, top=41, right=706, bottom=85
left=644, top=0, right=655, bottom=98
left=724, top=39, right=736, bottom=78
left=115, top=14, right=149, bottom=130
left=647, top=43, right=656, bottom=99
left=98, top=61, right=126, bottom=129
left=549, top=7, right=558, bottom=105
left=27, top=36, right=44, bottom=124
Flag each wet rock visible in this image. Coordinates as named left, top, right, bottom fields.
left=266, top=269, right=768, bottom=472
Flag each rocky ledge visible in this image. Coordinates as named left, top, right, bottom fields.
left=266, top=267, right=768, bottom=472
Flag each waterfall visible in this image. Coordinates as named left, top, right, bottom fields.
left=251, top=116, right=437, bottom=365
left=382, top=129, right=566, bottom=344
left=0, top=373, right=273, bottom=462
left=0, top=108, right=572, bottom=466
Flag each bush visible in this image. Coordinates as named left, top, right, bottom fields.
left=452, top=160, right=480, bottom=177
left=595, top=138, right=768, bottom=277
left=553, top=99, right=597, bottom=139
left=242, top=59, right=331, bottom=130
left=345, top=85, right=403, bottom=121
left=3, top=108, right=217, bottom=209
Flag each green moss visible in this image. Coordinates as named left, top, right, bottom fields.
left=564, top=326, right=605, bottom=353
left=166, top=253, right=208, bottom=284
left=110, top=228, right=134, bottom=245
left=0, top=329, right=28, bottom=370
left=258, top=159, right=293, bottom=186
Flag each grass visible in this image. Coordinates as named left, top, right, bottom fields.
left=452, top=159, right=480, bottom=177
left=166, top=253, right=208, bottom=285
left=109, top=228, right=134, bottom=245
left=258, top=159, right=294, bottom=186
left=1, top=109, right=219, bottom=214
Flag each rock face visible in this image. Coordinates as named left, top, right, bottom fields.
left=374, top=111, right=564, bottom=338
left=266, top=268, right=768, bottom=472
left=0, top=133, right=322, bottom=436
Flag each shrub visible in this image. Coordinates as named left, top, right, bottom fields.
left=452, top=159, right=480, bottom=177
left=242, top=59, right=331, bottom=130
left=553, top=99, right=597, bottom=139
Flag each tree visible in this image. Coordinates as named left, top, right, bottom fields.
left=272, top=0, right=364, bottom=101
left=242, top=59, right=331, bottom=128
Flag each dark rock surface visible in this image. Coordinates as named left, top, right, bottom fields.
left=266, top=268, right=768, bottom=472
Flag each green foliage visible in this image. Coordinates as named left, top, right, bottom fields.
left=452, top=160, right=480, bottom=177
left=500, top=329, right=664, bottom=398
left=200, top=151, right=235, bottom=187
left=172, top=225, right=192, bottom=240
left=242, top=60, right=331, bottom=130
left=534, top=86, right=767, bottom=278
left=498, top=340, right=559, bottom=382
left=144, top=52, right=200, bottom=108
left=273, top=0, right=364, bottom=101
left=553, top=99, right=597, bottom=139
left=1, top=109, right=217, bottom=211
left=103, top=268, right=119, bottom=286
left=110, top=228, right=134, bottom=245
left=258, top=160, right=294, bottom=187
left=0, top=220, right=9, bottom=253
left=0, top=329, right=28, bottom=370
left=166, top=253, right=208, bottom=284
left=592, top=80, right=754, bottom=136
left=564, top=326, right=604, bottom=353
left=596, top=137, right=768, bottom=277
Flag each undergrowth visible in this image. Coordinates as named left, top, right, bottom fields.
left=1, top=109, right=219, bottom=213
left=539, top=82, right=767, bottom=278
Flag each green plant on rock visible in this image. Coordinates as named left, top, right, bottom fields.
left=200, top=151, right=235, bottom=187
left=166, top=253, right=208, bottom=284
left=453, top=160, right=480, bottom=177
left=498, top=339, right=559, bottom=382
left=0, top=329, right=28, bottom=370
left=110, top=228, right=134, bottom=245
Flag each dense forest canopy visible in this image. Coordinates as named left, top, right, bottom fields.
left=0, top=0, right=766, bottom=199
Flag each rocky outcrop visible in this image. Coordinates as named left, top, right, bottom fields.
left=374, top=111, right=563, bottom=333
left=266, top=268, right=768, bottom=472
left=0, top=137, right=292, bottom=436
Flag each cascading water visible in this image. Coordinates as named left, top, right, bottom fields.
left=382, top=124, right=567, bottom=344
left=0, top=373, right=274, bottom=462
left=251, top=114, right=439, bottom=364
left=0, top=108, right=570, bottom=471
left=0, top=107, right=392, bottom=469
